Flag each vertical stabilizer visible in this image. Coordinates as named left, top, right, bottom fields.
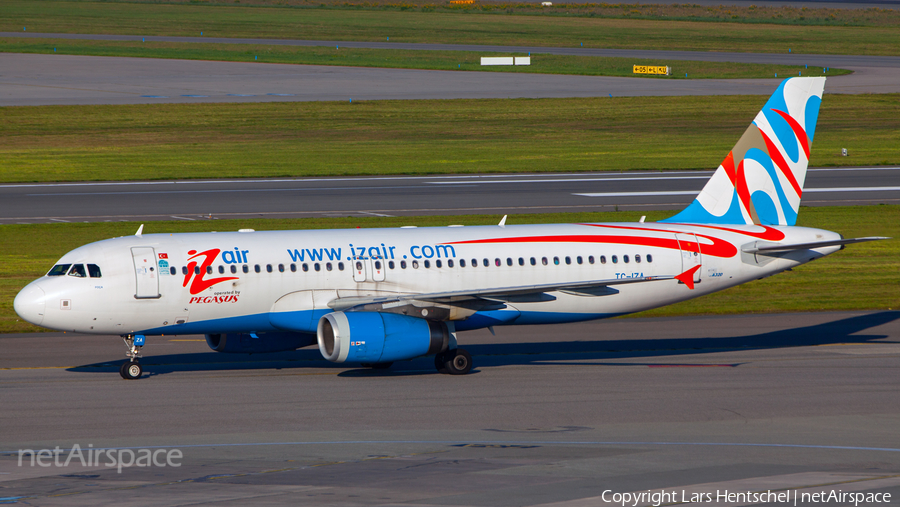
left=662, top=77, right=825, bottom=226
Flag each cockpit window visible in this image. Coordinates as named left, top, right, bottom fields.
left=87, top=264, right=102, bottom=278
left=47, top=264, right=71, bottom=276
left=67, top=264, right=87, bottom=277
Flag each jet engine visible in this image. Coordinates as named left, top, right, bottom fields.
left=205, top=331, right=316, bottom=354
left=317, top=311, right=449, bottom=363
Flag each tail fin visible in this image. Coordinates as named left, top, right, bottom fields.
left=662, top=77, right=825, bottom=226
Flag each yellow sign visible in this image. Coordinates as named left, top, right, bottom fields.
left=633, top=65, right=670, bottom=76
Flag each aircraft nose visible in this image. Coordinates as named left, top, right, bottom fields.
left=14, top=283, right=46, bottom=326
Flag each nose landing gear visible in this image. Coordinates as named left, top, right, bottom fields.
left=119, top=334, right=145, bottom=380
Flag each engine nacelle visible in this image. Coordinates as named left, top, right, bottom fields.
left=205, top=332, right=316, bottom=354
left=317, top=311, right=449, bottom=363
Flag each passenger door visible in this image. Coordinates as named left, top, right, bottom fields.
left=675, top=233, right=702, bottom=284
left=131, top=247, right=160, bottom=299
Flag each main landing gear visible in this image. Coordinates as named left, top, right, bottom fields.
left=435, top=348, right=472, bottom=375
left=119, top=334, right=145, bottom=380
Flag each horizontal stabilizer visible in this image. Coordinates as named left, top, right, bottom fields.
left=741, top=236, right=889, bottom=254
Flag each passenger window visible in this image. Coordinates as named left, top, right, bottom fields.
left=447, top=259, right=454, bottom=268
left=266, top=264, right=273, bottom=273
left=600, top=256, right=606, bottom=264
left=290, top=263, right=296, bottom=272
left=302, top=263, right=309, bottom=272
left=483, top=258, right=489, bottom=267
left=542, top=257, right=548, bottom=266
left=242, top=265, right=249, bottom=273
left=389, top=261, right=395, bottom=269
left=647, top=254, right=653, bottom=263
left=206, top=266, right=212, bottom=275
left=576, top=256, right=583, bottom=265
left=218, top=265, right=225, bottom=274
left=612, top=255, right=618, bottom=264
left=459, top=259, right=466, bottom=267
left=195, top=266, right=201, bottom=275
left=495, top=258, right=501, bottom=267
left=531, top=257, right=536, bottom=266
left=565, top=256, right=571, bottom=265
left=401, top=260, right=407, bottom=269
left=356, top=261, right=363, bottom=272
left=472, top=259, right=478, bottom=267
left=635, top=254, right=641, bottom=263
left=68, top=264, right=86, bottom=277
left=435, top=259, right=442, bottom=268
left=314, top=263, right=321, bottom=271
left=624, top=255, right=630, bottom=264
left=231, top=265, right=238, bottom=274
left=254, top=264, right=261, bottom=273
left=589, top=256, right=595, bottom=264
left=338, top=262, right=345, bottom=271
left=279, top=264, right=285, bottom=273
left=182, top=266, right=189, bottom=275
left=87, top=264, right=102, bottom=277
left=170, top=267, right=176, bottom=276
left=506, top=258, right=513, bottom=266
left=412, top=260, right=420, bottom=269
left=47, top=264, right=71, bottom=276
left=375, top=260, right=382, bottom=270
left=424, top=260, right=431, bottom=268
left=518, top=257, right=525, bottom=266
left=326, top=263, right=333, bottom=271
left=553, top=257, right=560, bottom=265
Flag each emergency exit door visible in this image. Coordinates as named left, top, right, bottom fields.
left=132, top=247, right=160, bottom=299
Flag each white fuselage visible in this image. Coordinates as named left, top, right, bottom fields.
left=14, top=221, right=841, bottom=338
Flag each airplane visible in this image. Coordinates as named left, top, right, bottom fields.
left=13, top=77, right=887, bottom=379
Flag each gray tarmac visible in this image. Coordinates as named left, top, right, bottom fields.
left=1, top=49, right=898, bottom=107
left=2, top=167, right=897, bottom=224
left=1, top=311, right=899, bottom=505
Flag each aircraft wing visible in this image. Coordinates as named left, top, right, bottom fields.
left=741, top=236, right=889, bottom=254
left=328, top=274, right=675, bottom=311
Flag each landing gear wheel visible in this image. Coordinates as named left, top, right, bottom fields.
left=120, top=360, right=143, bottom=380
left=361, top=362, right=393, bottom=370
left=444, top=349, right=472, bottom=375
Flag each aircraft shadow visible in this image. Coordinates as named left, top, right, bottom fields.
left=67, top=311, right=899, bottom=377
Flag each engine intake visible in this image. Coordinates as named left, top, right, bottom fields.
left=317, top=311, right=449, bottom=363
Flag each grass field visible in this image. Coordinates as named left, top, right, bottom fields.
left=2, top=94, right=898, bottom=182
left=1, top=206, right=896, bottom=334
left=0, top=37, right=845, bottom=79
left=4, top=1, right=900, bottom=56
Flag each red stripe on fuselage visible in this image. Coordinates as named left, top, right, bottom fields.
left=669, top=223, right=786, bottom=241
left=446, top=230, right=739, bottom=258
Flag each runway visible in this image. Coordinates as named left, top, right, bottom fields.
left=1, top=167, right=897, bottom=224
left=1, top=311, right=898, bottom=505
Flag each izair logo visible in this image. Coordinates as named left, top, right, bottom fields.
left=183, top=249, right=239, bottom=295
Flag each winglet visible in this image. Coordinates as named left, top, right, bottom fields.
left=498, top=215, right=507, bottom=227
left=135, top=224, right=144, bottom=237
left=674, top=265, right=701, bottom=290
